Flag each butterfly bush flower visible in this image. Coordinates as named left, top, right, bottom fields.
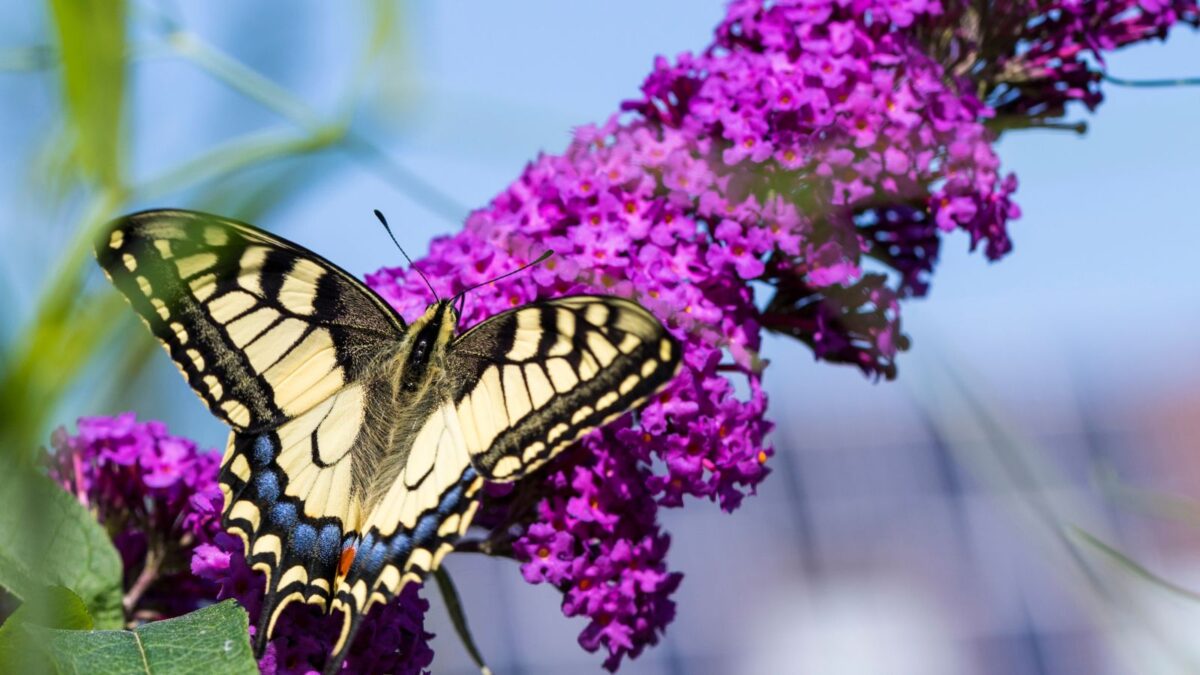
left=49, top=413, right=224, bottom=620
left=49, top=415, right=434, bottom=675
left=366, top=0, right=1197, bottom=668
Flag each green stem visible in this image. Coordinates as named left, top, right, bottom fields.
left=1072, top=526, right=1200, bottom=603
left=165, top=30, right=326, bottom=132
left=163, top=27, right=467, bottom=222
left=433, top=568, right=493, bottom=675
left=0, top=188, right=125, bottom=463
left=137, top=126, right=345, bottom=200
left=1103, top=72, right=1200, bottom=88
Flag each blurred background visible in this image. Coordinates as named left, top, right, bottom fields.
left=2, top=2, right=1199, bottom=673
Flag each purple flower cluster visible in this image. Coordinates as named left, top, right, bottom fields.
left=507, top=430, right=682, bottom=671
left=50, top=415, right=434, bottom=675
left=365, top=0, right=1197, bottom=668
left=367, top=116, right=777, bottom=667
left=49, top=413, right=223, bottom=620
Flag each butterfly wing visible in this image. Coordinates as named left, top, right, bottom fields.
left=95, top=210, right=406, bottom=645
left=447, top=295, right=681, bottom=481
left=95, top=209, right=404, bottom=430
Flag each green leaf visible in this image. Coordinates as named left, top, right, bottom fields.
left=0, top=585, right=94, bottom=673
left=0, top=462, right=124, bottom=629
left=25, top=600, right=256, bottom=674
left=47, top=0, right=127, bottom=187
left=434, top=568, right=493, bottom=675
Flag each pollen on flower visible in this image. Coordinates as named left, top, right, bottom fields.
left=537, top=547, right=551, bottom=559
left=758, top=450, right=769, bottom=464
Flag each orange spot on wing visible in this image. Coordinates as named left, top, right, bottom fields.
left=339, top=547, right=356, bottom=578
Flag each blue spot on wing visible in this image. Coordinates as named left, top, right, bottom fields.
left=255, top=472, right=279, bottom=502
left=348, top=533, right=376, bottom=577
left=317, top=524, right=341, bottom=565
left=414, top=514, right=439, bottom=545
left=253, top=435, right=275, bottom=467
left=270, top=502, right=297, bottom=529
left=364, top=542, right=387, bottom=574
left=436, top=484, right=463, bottom=515
left=291, top=523, right=317, bottom=555
left=388, top=534, right=412, bottom=561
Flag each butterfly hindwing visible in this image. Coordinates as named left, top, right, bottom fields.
left=219, top=381, right=372, bottom=637
left=447, top=295, right=682, bottom=481
left=94, top=209, right=405, bottom=431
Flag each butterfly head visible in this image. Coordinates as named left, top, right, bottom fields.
left=396, top=300, right=459, bottom=395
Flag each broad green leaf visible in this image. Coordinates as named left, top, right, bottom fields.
left=0, top=463, right=123, bottom=629
left=47, top=0, right=127, bottom=187
left=26, top=600, right=256, bottom=674
left=0, top=585, right=93, bottom=673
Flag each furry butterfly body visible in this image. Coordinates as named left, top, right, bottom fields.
left=94, top=209, right=681, bottom=670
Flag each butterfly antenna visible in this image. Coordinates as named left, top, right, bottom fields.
left=374, top=209, right=440, bottom=302
left=451, top=250, right=553, bottom=315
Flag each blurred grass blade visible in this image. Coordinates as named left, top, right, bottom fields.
left=1071, top=525, right=1200, bottom=603
left=434, top=569, right=493, bottom=675
left=47, top=0, right=127, bottom=187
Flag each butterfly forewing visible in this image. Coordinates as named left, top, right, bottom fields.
left=448, top=295, right=682, bottom=481
left=94, top=210, right=405, bottom=431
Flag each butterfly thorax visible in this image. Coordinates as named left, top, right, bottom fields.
left=359, top=301, right=459, bottom=508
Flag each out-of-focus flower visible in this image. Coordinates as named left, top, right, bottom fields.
left=49, top=413, right=223, bottom=619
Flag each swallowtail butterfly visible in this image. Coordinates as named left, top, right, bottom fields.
left=94, top=209, right=681, bottom=671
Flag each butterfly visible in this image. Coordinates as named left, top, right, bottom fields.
left=93, top=209, right=681, bottom=671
